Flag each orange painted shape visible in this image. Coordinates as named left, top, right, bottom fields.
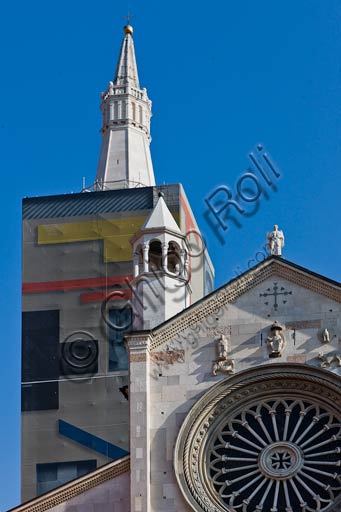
left=23, top=275, right=133, bottom=294
left=81, top=289, right=132, bottom=304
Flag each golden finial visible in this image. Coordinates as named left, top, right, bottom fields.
left=123, top=13, right=134, bottom=35
left=124, top=24, right=133, bottom=35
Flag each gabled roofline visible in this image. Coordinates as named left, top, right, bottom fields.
left=8, top=456, right=130, bottom=512
left=145, top=256, right=340, bottom=351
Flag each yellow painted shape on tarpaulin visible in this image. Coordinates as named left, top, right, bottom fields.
left=37, top=214, right=180, bottom=263
left=103, top=235, right=135, bottom=262
left=38, top=217, right=145, bottom=262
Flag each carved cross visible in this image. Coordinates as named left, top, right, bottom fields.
left=260, top=282, right=292, bottom=310
left=271, top=451, right=292, bottom=470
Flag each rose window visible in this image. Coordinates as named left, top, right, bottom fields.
left=174, top=365, right=341, bottom=512
left=209, top=400, right=341, bottom=511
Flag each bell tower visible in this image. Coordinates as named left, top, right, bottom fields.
left=130, top=193, right=191, bottom=329
left=95, top=24, right=155, bottom=190
left=20, top=21, right=215, bottom=504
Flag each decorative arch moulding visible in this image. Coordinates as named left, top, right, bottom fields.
left=174, top=364, right=341, bottom=512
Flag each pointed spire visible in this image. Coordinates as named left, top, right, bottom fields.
left=95, top=25, right=155, bottom=190
left=142, top=193, right=181, bottom=233
left=114, top=25, right=140, bottom=89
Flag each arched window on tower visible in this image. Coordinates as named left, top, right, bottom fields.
left=114, top=101, right=118, bottom=120
left=148, top=240, right=162, bottom=272
left=139, top=105, right=143, bottom=125
left=132, top=102, right=136, bottom=122
left=121, top=101, right=126, bottom=119
left=167, top=241, right=181, bottom=275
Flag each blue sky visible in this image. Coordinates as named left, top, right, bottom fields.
left=1, top=1, right=341, bottom=509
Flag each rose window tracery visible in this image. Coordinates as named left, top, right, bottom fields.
left=209, top=400, right=341, bottom=511
left=174, top=365, right=341, bottom=512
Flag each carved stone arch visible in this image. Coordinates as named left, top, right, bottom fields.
left=174, top=364, right=341, bottom=512
left=167, top=240, right=181, bottom=274
left=148, top=238, right=162, bottom=271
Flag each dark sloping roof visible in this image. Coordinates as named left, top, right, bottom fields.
left=22, top=187, right=154, bottom=220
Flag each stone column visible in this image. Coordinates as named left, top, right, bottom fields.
left=162, top=242, right=168, bottom=272
left=184, top=254, right=190, bottom=280
left=127, top=334, right=151, bottom=512
left=133, top=253, right=139, bottom=278
left=143, top=243, right=149, bottom=273
left=179, top=249, right=186, bottom=277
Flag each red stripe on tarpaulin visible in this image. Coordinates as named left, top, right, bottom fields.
left=23, top=275, right=133, bottom=293
left=180, top=194, right=199, bottom=242
left=81, top=289, right=132, bottom=304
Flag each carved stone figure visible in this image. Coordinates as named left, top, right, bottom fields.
left=317, top=352, right=341, bottom=368
left=267, top=321, right=285, bottom=358
left=217, top=334, right=229, bottom=359
left=317, top=352, right=332, bottom=368
left=322, top=328, right=330, bottom=343
left=212, top=359, right=235, bottom=376
left=267, top=224, right=285, bottom=256
left=212, top=334, right=235, bottom=375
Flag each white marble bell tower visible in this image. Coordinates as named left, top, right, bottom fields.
left=95, top=24, right=155, bottom=190
left=130, top=193, right=191, bottom=329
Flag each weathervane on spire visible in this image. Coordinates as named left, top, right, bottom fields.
left=123, top=12, right=134, bottom=23
left=123, top=13, right=134, bottom=35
